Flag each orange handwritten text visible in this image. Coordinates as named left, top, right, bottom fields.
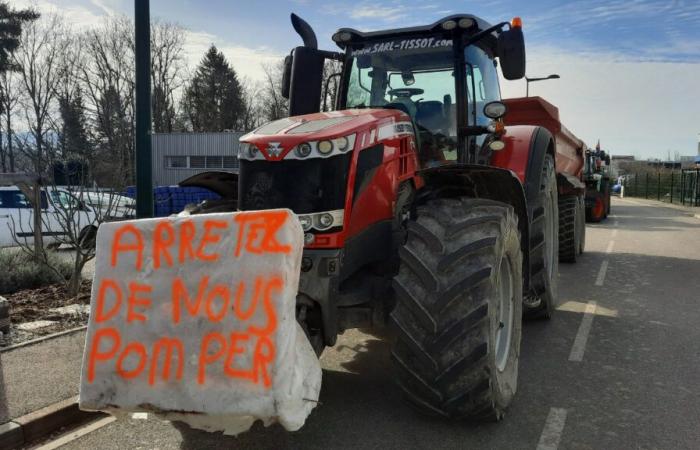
left=234, top=211, right=291, bottom=257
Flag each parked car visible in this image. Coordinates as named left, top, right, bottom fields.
left=0, top=186, right=97, bottom=248
left=78, top=190, right=135, bottom=220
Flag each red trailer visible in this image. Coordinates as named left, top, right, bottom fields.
left=502, top=96, right=587, bottom=262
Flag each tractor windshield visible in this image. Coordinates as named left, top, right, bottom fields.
left=345, top=38, right=458, bottom=165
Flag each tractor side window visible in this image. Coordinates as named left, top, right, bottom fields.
left=465, top=45, right=501, bottom=127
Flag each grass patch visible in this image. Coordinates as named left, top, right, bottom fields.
left=0, top=250, right=73, bottom=295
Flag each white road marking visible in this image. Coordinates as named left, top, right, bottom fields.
left=605, top=240, right=615, bottom=254
left=595, top=260, right=608, bottom=286
left=33, top=415, right=116, bottom=450
left=131, top=412, right=149, bottom=419
left=536, top=407, right=568, bottom=450
left=569, top=301, right=598, bottom=362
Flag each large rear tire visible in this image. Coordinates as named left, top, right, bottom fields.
left=524, top=155, right=558, bottom=319
left=391, top=198, right=523, bottom=420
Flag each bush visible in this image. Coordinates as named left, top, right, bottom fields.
left=0, top=250, right=73, bottom=294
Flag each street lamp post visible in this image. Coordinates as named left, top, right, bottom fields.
left=526, top=74, right=560, bottom=97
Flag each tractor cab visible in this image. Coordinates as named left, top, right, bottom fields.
left=283, top=14, right=526, bottom=166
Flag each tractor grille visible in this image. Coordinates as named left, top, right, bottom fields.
left=238, top=154, right=351, bottom=214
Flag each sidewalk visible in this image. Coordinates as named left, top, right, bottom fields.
left=0, top=329, right=88, bottom=447
left=616, top=196, right=700, bottom=218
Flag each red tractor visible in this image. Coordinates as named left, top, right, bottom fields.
left=183, top=13, right=586, bottom=420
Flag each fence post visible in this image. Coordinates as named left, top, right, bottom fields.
left=670, top=172, right=674, bottom=204
left=645, top=173, right=649, bottom=199
left=657, top=172, right=661, bottom=200
left=635, top=172, right=638, bottom=197
left=681, top=171, right=685, bottom=205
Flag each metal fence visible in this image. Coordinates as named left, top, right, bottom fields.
left=621, top=169, right=700, bottom=206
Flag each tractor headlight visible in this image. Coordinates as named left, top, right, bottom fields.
left=441, top=20, right=457, bottom=30
left=248, top=144, right=258, bottom=158
left=296, top=142, right=312, bottom=158
left=317, top=213, right=334, bottom=230
left=298, top=215, right=312, bottom=231
left=317, top=140, right=333, bottom=155
left=333, top=136, right=350, bottom=152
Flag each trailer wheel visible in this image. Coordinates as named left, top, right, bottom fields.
left=391, top=197, right=522, bottom=420
left=558, top=196, right=578, bottom=263
left=576, top=196, right=586, bottom=255
left=524, top=154, right=558, bottom=319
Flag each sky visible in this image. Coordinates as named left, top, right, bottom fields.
left=13, top=0, right=700, bottom=159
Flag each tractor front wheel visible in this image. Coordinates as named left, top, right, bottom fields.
left=391, top=198, right=522, bottom=420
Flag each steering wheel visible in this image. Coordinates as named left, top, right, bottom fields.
left=388, top=88, right=424, bottom=98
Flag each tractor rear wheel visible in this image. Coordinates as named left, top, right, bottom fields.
left=391, top=198, right=522, bottom=420
left=586, top=195, right=605, bottom=222
left=524, top=154, right=559, bottom=319
left=558, top=196, right=577, bottom=263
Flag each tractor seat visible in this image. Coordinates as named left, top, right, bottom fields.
left=415, top=101, right=446, bottom=133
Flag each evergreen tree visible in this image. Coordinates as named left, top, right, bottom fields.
left=0, top=2, right=39, bottom=73
left=58, top=89, right=92, bottom=161
left=182, top=45, right=246, bottom=131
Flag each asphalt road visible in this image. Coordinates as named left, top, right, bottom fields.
left=39, top=197, right=700, bottom=449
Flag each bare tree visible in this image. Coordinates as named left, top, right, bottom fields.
left=80, top=16, right=135, bottom=186
left=12, top=14, right=68, bottom=174
left=260, top=60, right=289, bottom=121
left=238, top=77, right=264, bottom=132
left=10, top=170, right=129, bottom=298
left=0, top=71, right=21, bottom=171
left=150, top=20, right=186, bottom=133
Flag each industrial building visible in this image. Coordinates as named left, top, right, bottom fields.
left=150, top=132, right=243, bottom=187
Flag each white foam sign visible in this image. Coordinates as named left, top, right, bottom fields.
left=79, top=209, right=321, bottom=435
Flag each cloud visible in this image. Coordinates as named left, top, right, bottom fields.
left=500, top=45, right=700, bottom=158
left=183, top=30, right=284, bottom=82
left=13, top=0, right=105, bottom=29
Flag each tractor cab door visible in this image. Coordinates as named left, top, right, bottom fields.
left=464, top=45, right=501, bottom=153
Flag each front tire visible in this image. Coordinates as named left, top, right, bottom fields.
left=391, top=198, right=523, bottom=420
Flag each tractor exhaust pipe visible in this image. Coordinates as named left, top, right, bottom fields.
left=291, top=13, right=318, bottom=49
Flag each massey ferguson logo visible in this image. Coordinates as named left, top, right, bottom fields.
left=266, top=142, right=283, bottom=157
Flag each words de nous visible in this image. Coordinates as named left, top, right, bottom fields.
left=87, top=211, right=293, bottom=390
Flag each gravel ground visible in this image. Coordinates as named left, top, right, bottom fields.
left=0, top=281, right=91, bottom=347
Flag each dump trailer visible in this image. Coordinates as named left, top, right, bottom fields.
left=502, top=97, right=586, bottom=262
left=583, top=147, right=612, bottom=222
left=180, top=13, right=586, bottom=421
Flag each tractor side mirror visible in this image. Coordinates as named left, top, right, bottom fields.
left=497, top=26, right=526, bottom=80
left=288, top=46, right=325, bottom=116
left=281, top=54, right=292, bottom=99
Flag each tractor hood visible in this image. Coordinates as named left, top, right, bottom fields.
left=239, top=108, right=409, bottom=161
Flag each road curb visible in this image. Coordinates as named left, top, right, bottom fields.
left=0, top=397, right=101, bottom=449
left=0, top=326, right=87, bottom=354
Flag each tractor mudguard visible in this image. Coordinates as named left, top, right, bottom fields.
left=491, top=125, right=555, bottom=222
left=418, top=164, right=530, bottom=288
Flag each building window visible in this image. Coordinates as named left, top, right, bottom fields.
left=223, top=156, right=237, bottom=168
left=165, top=155, right=238, bottom=170
left=189, top=156, right=206, bottom=169
left=166, top=156, right=187, bottom=168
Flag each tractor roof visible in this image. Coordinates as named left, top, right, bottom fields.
left=333, top=14, right=497, bottom=50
